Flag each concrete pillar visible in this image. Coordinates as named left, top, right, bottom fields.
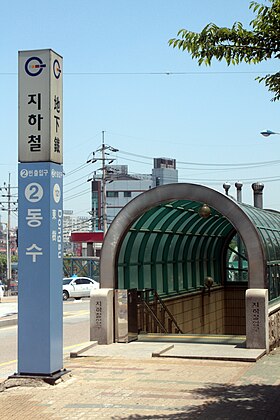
left=235, top=181, right=243, bottom=203
left=246, top=289, right=268, bottom=352
left=115, top=289, right=138, bottom=343
left=87, top=242, right=94, bottom=256
left=223, top=182, right=231, bottom=196
left=115, top=289, right=129, bottom=343
left=252, top=182, right=264, bottom=209
left=90, top=288, right=114, bottom=344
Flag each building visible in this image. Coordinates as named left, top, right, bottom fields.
left=68, top=157, right=178, bottom=257
left=152, top=157, right=178, bottom=186
left=63, top=210, right=92, bottom=254
left=91, top=158, right=178, bottom=229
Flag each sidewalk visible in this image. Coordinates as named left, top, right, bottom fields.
left=1, top=339, right=280, bottom=419
left=0, top=296, right=18, bottom=328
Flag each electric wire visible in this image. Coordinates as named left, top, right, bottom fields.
left=59, top=131, right=280, bottom=208
left=64, top=172, right=92, bottom=189
left=64, top=218, right=92, bottom=230
left=0, top=70, right=273, bottom=76
left=117, top=150, right=280, bottom=168
left=64, top=188, right=89, bottom=201
left=64, top=163, right=89, bottom=177
left=63, top=162, right=280, bottom=205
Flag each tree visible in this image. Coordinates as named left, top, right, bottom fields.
left=0, top=255, right=6, bottom=281
left=169, top=0, right=280, bottom=101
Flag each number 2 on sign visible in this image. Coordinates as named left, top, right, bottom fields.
left=25, top=183, right=44, bottom=203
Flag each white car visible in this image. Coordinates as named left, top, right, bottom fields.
left=63, top=277, right=99, bottom=301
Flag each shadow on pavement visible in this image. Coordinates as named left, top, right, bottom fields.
left=111, top=383, right=280, bottom=419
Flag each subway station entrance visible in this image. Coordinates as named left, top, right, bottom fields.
left=99, top=183, right=280, bottom=348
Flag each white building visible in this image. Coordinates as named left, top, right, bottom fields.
left=91, top=158, right=178, bottom=229
left=152, top=157, right=178, bottom=186
left=63, top=210, right=92, bottom=253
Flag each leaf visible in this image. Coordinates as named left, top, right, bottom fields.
left=168, top=0, right=280, bottom=100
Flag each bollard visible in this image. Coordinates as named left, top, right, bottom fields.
left=246, top=289, right=269, bottom=352
left=90, top=288, right=114, bottom=344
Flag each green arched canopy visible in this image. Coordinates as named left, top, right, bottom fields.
left=100, top=184, right=280, bottom=302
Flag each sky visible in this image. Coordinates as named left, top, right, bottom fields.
left=0, top=0, right=279, bottom=227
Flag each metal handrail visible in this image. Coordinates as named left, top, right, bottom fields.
left=152, top=290, right=183, bottom=334
left=142, top=301, right=167, bottom=333
left=137, top=288, right=183, bottom=334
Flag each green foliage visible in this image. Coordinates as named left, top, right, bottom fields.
left=0, top=255, right=7, bottom=280
left=0, top=254, right=17, bottom=281
left=169, top=0, right=280, bottom=101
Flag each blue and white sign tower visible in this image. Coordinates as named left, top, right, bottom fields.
left=17, top=49, right=64, bottom=377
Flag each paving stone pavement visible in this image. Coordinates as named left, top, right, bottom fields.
left=1, top=345, right=280, bottom=419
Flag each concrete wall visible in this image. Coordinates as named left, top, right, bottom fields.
left=163, top=285, right=246, bottom=335
left=269, top=302, right=280, bottom=350
left=143, top=287, right=280, bottom=352
left=224, top=286, right=246, bottom=335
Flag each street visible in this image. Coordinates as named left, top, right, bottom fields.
left=0, top=298, right=91, bottom=379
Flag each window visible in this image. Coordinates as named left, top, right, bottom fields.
left=107, top=191, right=118, bottom=198
left=226, top=234, right=248, bottom=282
left=80, top=279, right=92, bottom=285
left=124, top=191, right=132, bottom=198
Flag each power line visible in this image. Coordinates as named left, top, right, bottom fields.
left=116, top=154, right=152, bottom=167
left=63, top=188, right=89, bottom=201
left=64, top=71, right=272, bottom=76
left=180, top=175, right=280, bottom=184
left=0, top=70, right=274, bottom=76
left=64, top=163, right=89, bottom=177
left=62, top=153, right=280, bottom=204
left=118, top=150, right=280, bottom=169
left=64, top=172, right=92, bottom=189
left=65, top=218, right=92, bottom=230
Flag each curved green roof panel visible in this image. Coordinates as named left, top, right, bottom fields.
left=118, top=199, right=234, bottom=296
left=101, top=183, right=280, bottom=303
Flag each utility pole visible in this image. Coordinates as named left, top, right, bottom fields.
left=7, top=173, right=11, bottom=287
left=0, top=173, right=17, bottom=289
left=101, top=131, right=107, bottom=234
left=87, top=131, right=119, bottom=236
left=93, top=201, right=97, bottom=256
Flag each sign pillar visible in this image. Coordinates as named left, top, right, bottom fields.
left=17, top=49, right=63, bottom=376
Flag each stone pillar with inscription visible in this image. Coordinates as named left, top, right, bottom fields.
left=90, top=288, right=114, bottom=344
left=246, top=289, right=269, bottom=352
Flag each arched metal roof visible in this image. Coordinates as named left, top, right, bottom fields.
left=117, top=200, right=233, bottom=294
left=239, top=203, right=280, bottom=263
left=100, top=183, right=280, bottom=300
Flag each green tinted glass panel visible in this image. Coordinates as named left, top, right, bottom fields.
left=226, top=234, right=248, bottom=282
left=117, top=199, right=280, bottom=300
left=143, top=264, right=152, bottom=289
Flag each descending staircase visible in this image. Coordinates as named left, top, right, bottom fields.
left=136, top=288, right=183, bottom=334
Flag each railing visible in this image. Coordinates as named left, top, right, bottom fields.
left=137, top=288, right=183, bottom=334
left=63, top=257, right=100, bottom=280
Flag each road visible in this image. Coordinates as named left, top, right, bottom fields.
left=0, top=298, right=91, bottom=379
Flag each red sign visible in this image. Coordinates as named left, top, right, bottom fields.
left=70, top=231, right=104, bottom=243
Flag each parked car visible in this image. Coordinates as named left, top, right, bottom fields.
left=62, top=277, right=99, bottom=301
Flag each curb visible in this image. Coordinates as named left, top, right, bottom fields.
left=152, top=344, right=174, bottom=357
left=0, top=317, right=18, bottom=328
left=70, top=341, right=98, bottom=358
